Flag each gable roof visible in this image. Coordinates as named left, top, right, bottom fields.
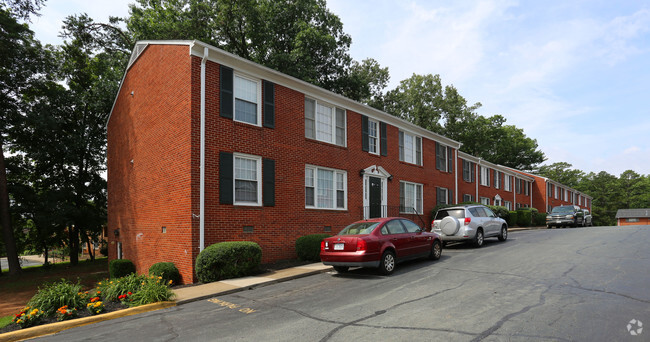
left=616, top=209, right=650, bottom=218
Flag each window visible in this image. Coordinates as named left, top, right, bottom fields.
left=463, top=194, right=474, bottom=202
left=437, top=187, right=450, bottom=205
left=504, top=174, right=512, bottom=192
left=627, top=218, right=640, bottom=223
left=515, top=178, right=521, bottom=194
left=305, top=166, right=347, bottom=209
left=565, top=189, right=569, bottom=201
left=494, top=171, right=501, bottom=189
left=234, top=74, right=261, bottom=125
left=480, top=167, right=490, bottom=187
left=462, top=160, right=475, bottom=182
left=480, top=197, right=490, bottom=205
left=400, top=181, right=423, bottom=214
left=435, top=142, right=453, bottom=172
left=399, top=131, right=422, bottom=165
left=305, top=98, right=346, bottom=146
left=554, top=185, right=558, bottom=199
left=506, top=201, right=512, bottom=211
left=234, top=154, right=262, bottom=205
left=368, top=119, right=379, bottom=154
left=524, top=181, right=529, bottom=196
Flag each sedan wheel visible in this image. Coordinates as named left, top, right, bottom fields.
left=498, top=225, right=508, bottom=241
left=333, top=266, right=349, bottom=273
left=379, top=250, right=396, bottom=275
left=473, top=229, right=484, bottom=248
left=429, top=240, right=442, bottom=260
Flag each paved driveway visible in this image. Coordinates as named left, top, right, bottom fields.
left=33, top=226, right=650, bottom=341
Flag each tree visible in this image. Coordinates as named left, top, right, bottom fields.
left=580, top=171, right=620, bottom=226
left=382, top=73, right=545, bottom=170
left=123, top=0, right=388, bottom=101
left=618, top=170, right=649, bottom=209
left=0, top=2, right=47, bottom=275
left=535, top=162, right=585, bottom=188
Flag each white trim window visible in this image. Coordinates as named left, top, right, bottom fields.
left=234, top=74, right=261, bottom=126
left=480, top=166, right=490, bottom=187
left=400, top=181, right=423, bottom=214
left=305, top=98, right=346, bottom=146
left=480, top=197, right=490, bottom=206
left=234, top=153, right=262, bottom=205
left=505, top=201, right=512, bottom=211
left=524, top=181, right=529, bottom=196
left=399, top=131, right=422, bottom=165
left=463, top=194, right=474, bottom=202
left=554, top=186, right=559, bottom=199
left=305, top=165, right=347, bottom=210
left=494, top=171, right=501, bottom=189
left=368, top=119, right=379, bottom=155
left=504, top=174, right=512, bottom=192
left=565, top=189, right=569, bottom=201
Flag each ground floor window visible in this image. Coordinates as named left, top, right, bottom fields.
left=305, top=166, right=347, bottom=210
left=463, top=194, right=473, bottom=202
left=480, top=197, right=490, bottom=205
left=505, top=201, right=512, bottom=211
left=400, top=181, right=423, bottom=214
left=627, top=218, right=640, bottom=223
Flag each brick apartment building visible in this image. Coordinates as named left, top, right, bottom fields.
left=107, top=41, right=591, bottom=283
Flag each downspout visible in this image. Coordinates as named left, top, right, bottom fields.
left=200, top=47, right=208, bottom=251
left=475, top=158, right=480, bottom=201
left=513, top=176, right=517, bottom=208
left=530, top=180, right=533, bottom=208
left=454, top=148, right=458, bottom=204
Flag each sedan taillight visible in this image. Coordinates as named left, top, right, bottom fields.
left=321, top=240, right=328, bottom=251
left=464, top=217, right=471, bottom=225
left=356, top=239, right=367, bottom=251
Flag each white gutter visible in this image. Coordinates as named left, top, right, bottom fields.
left=475, top=159, right=480, bottom=200
left=454, top=148, right=458, bottom=204
left=200, top=47, right=208, bottom=251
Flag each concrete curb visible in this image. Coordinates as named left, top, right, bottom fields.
left=0, top=301, right=176, bottom=342
left=175, top=267, right=333, bottom=305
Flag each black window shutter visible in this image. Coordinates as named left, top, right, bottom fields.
left=220, top=66, right=233, bottom=119
left=471, top=162, right=476, bottom=183
left=447, top=146, right=453, bottom=173
left=435, top=142, right=441, bottom=170
left=448, top=189, right=454, bottom=204
left=380, top=122, right=387, bottom=156
left=219, top=152, right=233, bottom=204
left=361, top=115, right=369, bottom=152
left=263, top=158, right=275, bottom=206
left=436, top=187, right=441, bottom=205
left=263, top=80, right=275, bottom=128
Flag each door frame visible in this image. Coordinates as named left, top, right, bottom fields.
left=362, top=165, right=390, bottom=219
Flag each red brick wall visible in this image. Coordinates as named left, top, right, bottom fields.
left=108, top=45, right=196, bottom=283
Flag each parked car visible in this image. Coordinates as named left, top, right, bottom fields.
left=320, top=217, right=442, bottom=275
left=431, top=205, right=508, bottom=247
left=546, top=205, right=584, bottom=228
left=582, top=209, right=593, bottom=227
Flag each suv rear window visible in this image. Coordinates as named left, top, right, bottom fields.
left=435, top=209, right=465, bottom=220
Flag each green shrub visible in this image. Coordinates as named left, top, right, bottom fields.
left=149, top=262, right=181, bottom=285
left=506, top=211, right=518, bottom=227
left=534, top=212, right=547, bottom=226
left=109, top=259, right=135, bottom=278
left=98, top=273, right=148, bottom=302
left=27, top=279, right=84, bottom=315
left=195, top=241, right=262, bottom=283
left=296, top=234, right=331, bottom=262
left=487, top=205, right=509, bottom=219
left=517, top=210, right=532, bottom=227
left=127, top=276, right=175, bottom=306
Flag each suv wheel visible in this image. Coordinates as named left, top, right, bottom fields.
left=498, top=225, right=508, bottom=241
left=473, top=229, right=484, bottom=248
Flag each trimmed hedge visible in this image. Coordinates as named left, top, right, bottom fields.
left=149, top=262, right=181, bottom=285
left=195, top=241, right=262, bottom=283
left=296, top=234, right=331, bottom=262
left=109, top=259, right=136, bottom=278
left=506, top=211, right=518, bottom=227
left=487, top=205, right=509, bottom=219
left=533, top=212, right=547, bottom=226
left=516, top=210, right=532, bottom=227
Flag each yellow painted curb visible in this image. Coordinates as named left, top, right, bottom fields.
left=0, top=301, right=176, bottom=342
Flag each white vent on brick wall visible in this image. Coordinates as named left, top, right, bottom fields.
left=127, top=43, right=149, bottom=70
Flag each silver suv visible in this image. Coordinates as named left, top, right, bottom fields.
left=431, top=205, right=508, bottom=247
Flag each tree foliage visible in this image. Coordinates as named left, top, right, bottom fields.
left=382, top=73, right=545, bottom=170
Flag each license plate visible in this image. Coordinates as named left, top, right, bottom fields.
left=334, top=243, right=344, bottom=250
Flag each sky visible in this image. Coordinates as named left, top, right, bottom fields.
left=28, top=0, right=650, bottom=176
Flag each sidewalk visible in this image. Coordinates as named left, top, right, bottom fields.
left=0, top=263, right=333, bottom=341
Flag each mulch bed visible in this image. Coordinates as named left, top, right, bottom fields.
left=0, top=301, right=129, bottom=334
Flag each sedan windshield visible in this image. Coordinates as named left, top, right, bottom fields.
left=551, top=207, right=574, bottom=214
left=338, top=222, right=380, bottom=235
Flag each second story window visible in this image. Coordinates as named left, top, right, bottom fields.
left=399, top=131, right=422, bottom=165
left=305, top=98, right=346, bottom=147
left=504, top=174, right=512, bottom=192
left=368, top=119, right=379, bottom=154
left=234, top=74, right=261, bottom=125
left=480, top=166, right=490, bottom=187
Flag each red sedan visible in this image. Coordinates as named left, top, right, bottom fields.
left=320, top=217, right=442, bottom=275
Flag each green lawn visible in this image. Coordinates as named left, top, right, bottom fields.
left=0, top=315, right=12, bottom=329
